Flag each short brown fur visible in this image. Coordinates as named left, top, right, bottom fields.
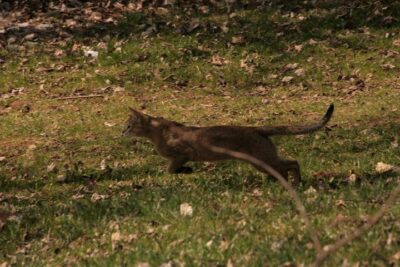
left=123, top=104, right=334, bottom=185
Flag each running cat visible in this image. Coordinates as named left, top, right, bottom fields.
left=123, top=104, right=334, bottom=185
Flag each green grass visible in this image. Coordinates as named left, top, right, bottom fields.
left=1, top=2, right=400, bottom=266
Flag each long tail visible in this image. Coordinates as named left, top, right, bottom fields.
left=257, top=104, right=334, bottom=136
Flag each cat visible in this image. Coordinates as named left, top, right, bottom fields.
left=123, top=104, right=334, bottom=185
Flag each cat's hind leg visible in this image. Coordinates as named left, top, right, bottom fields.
left=168, top=157, right=193, bottom=174
left=252, top=158, right=301, bottom=186
left=279, top=159, right=301, bottom=185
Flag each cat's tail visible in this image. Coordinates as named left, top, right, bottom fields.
left=257, top=104, right=334, bottom=136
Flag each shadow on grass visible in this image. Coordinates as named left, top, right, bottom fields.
left=4, top=1, right=400, bottom=51
left=308, top=170, right=397, bottom=191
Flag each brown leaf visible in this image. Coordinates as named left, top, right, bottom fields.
left=375, top=162, right=394, bottom=174
left=54, top=49, right=64, bottom=57
left=283, top=63, right=298, bottom=72
left=199, top=5, right=210, bottom=14
left=293, top=44, right=303, bottom=52
left=211, top=55, right=225, bottom=66
left=46, top=162, right=57, bottom=173
left=89, top=12, right=102, bottom=22
left=155, top=7, right=170, bottom=15
left=392, top=251, right=400, bottom=261
left=381, top=63, right=396, bottom=69
left=219, top=238, right=229, bottom=251
left=281, top=76, right=294, bottom=83
left=335, top=199, right=346, bottom=207
left=65, top=19, right=77, bottom=28
left=294, top=68, right=305, bottom=77
left=392, top=39, right=400, bottom=47
left=187, top=19, right=200, bottom=33
left=347, top=173, right=357, bottom=183
left=91, top=193, right=108, bottom=202
left=231, top=35, right=245, bottom=45
left=180, top=203, right=193, bottom=216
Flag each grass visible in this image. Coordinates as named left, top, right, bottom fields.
left=1, top=2, right=400, bottom=266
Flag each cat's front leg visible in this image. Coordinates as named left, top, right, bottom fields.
left=168, top=158, right=193, bottom=174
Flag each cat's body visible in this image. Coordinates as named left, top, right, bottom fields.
left=123, top=104, right=334, bottom=185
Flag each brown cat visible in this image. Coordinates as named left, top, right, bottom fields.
left=123, top=104, right=334, bottom=185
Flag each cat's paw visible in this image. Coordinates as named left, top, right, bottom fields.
left=177, top=166, right=193, bottom=174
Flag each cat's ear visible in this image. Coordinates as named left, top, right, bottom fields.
left=129, top=107, right=138, bottom=113
left=129, top=107, right=143, bottom=117
left=129, top=107, right=148, bottom=122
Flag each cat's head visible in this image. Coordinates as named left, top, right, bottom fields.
left=122, top=108, right=151, bottom=137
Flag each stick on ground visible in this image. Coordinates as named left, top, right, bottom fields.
left=207, top=145, right=400, bottom=266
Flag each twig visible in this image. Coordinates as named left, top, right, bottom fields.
left=207, top=145, right=400, bottom=266
left=313, top=183, right=400, bottom=266
left=207, top=145, right=323, bottom=254
left=54, top=94, right=105, bottom=100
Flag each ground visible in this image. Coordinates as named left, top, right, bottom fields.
left=0, top=1, right=400, bottom=266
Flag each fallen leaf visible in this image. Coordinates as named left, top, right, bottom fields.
left=335, top=199, right=346, bottom=207
left=111, top=231, right=122, bottom=242
left=126, top=234, right=138, bottom=242
left=252, top=188, right=262, bottom=197
left=199, top=5, right=210, bottom=14
left=231, top=35, right=245, bottom=45
left=211, top=55, right=225, bottom=66
left=71, top=194, right=84, bottom=200
left=391, top=137, right=399, bottom=148
left=219, top=239, right=229, bottom=251
left=347, top=173, right=357, bottom=183
left=104, top=122, right=116, bottom=127
left=46, top=162, right=57, bottom=173
left=281, top=76, right=294, bottom=83
left=186, top=19, right=200, bottom=33
left=28, top=144, right=37, bottom=150
left=386, top=233, right=395, bottom=246
left=66, top=19, right=77, bottom=28
left=56, top=174, right=66, bottom=183
left=91, top=193, right=107, bottom=202
left=54, top=49, right=64, bottom=57
left=381, top=63, right=396, bottom=69
left=111, top=231, right=122, bottom=249
left=84, top=50, right=99, bottom=58
left=304, top=186, right=317, bottom=195
left=393, top=39, right=400, bottom=47
left=294, top=68, right=305, bottom=76
left=392, top=251, right=400, bottom=261
left=97, top=42, right=107, bottom=50
left=100, top=159, right=108, bottom=170
left=180, top=203, right=193, bottom=216
left=0, top=156, right=6, bottom=163
left=293, top=44, right=303, bottom=52
left=155, top=7, right=170, bottom=15
left=24, top=33, right=36, bottom=41
left=283, top=63, right=298, bottom=71
left=113, top=86, right=125, bottom=93
left=89, top=12, right=102, bottom=22
left=375, top=162, right=394, bottom=174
